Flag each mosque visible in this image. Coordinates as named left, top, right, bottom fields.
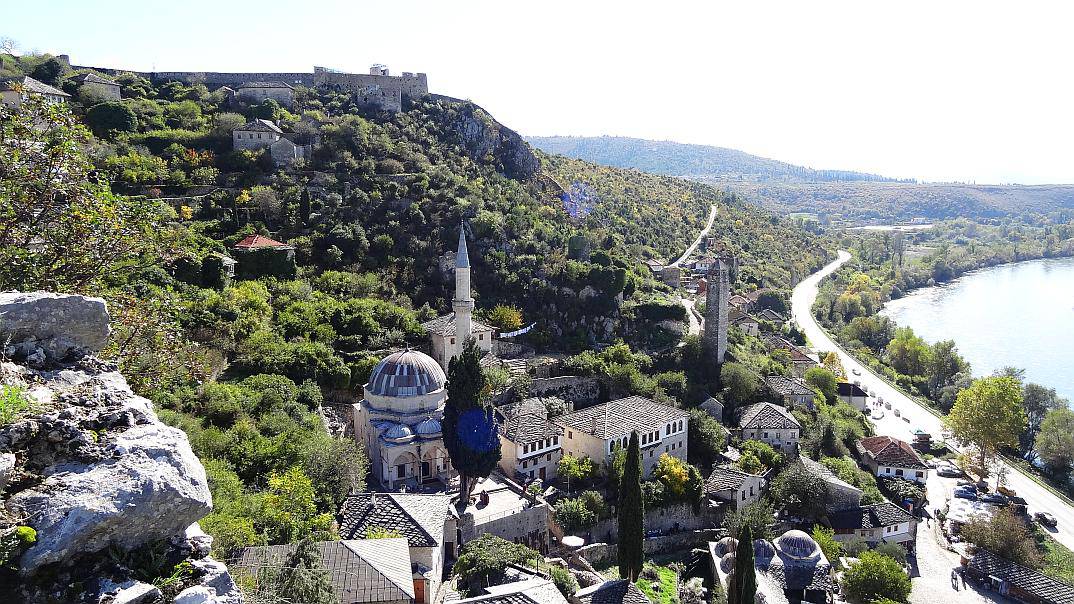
left=354, top=225, right=495, bottom=489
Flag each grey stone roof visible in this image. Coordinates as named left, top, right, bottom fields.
left=421, top=312, right=496, bottom=336
left=1, top=75, right=69, bottom=97
left=238, top=80, right=295, bottom=89
left=235, top=118, right=283, bottom=133
left=74, top=72, right=118, bottom=86
left=969, top=549, right=1074, bottom=604
left=757, top=309, right=785, bottom=322
left=856, top=436, right=926, bottom=470
left=699, top=396, right=724, bottom=420
left=800, top=457, right=861, bottom=494
left=339, top=492, right=449, bottom=547
left=554, top=396, right=688, bottom=440
left=737, top=402, right=800, bottom=430
left=828, top=501, right=914, bottom=531
left=499, top=411, right=562, bottom=446
left=838, top=382, right=868, bottom=397
left=460, top=578, right=569, bottom=604
left=704, top=465, right=758, bottom=493
left=235, top=538, right=415, bottom=602
left=365, top=349, right=446, bottom=397
left=575, top=580, right=652, bottom=604
left=764, top=375, right=814, bottom=397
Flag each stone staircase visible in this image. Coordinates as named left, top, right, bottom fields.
left=503, top=358, right=529, bottom=377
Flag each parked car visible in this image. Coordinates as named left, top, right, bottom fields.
left=877, top=396, right=884, bottom=405
left=885, top=401, right=892, bottom=409
left=937, top=464, right=963, bottom=478
left=980, top=492, right=1009, bottom=505
left=954, top=489, right=978, bottom=501
left=894, top=408, right=901, bottom=417
left=871, top=409, right=885, bottom=420
left=852, top=368, right=861, bottom=376
left=1036, top=512, right=1058, bottom=527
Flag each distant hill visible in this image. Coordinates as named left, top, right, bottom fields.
left=527, top=135, right=1074, bottom=221
left=526, top=135, right=905, bottom=184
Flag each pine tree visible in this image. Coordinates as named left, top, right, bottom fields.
left=444, top=338, right=501, bottom=502
left=727, top=523, right=756, bottom=604
left=260, top=537, right=336, bottom=604
left=617, top=431, right=644, bottom=581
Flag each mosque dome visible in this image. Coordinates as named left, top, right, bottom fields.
left=415, top=417, right=443, bottom=437
left=774, top=530, right=820, bottom=560
left=714, top=537, right=738, bottom=556
left=753, top=539, right=776, bottom=563
left=719, top=552, right=736, bottom=574
left=383, top=423, right=415, bottom=443
left=366, top=349, right=446, bottom=397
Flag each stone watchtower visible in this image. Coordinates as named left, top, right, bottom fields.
left=703, top=258, right=731, bottom=363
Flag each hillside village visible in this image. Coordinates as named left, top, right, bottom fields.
left=1, top=50, right=1073, bottom=604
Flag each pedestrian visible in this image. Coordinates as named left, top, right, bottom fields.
left=951, top=569, right=959, bottom=590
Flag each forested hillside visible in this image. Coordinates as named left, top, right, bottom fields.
left=528, top=135, right=1074, bottom=222
left=1, top=54, right=832, bottom=558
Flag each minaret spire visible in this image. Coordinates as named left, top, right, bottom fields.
left=452, top=221, right=474, bottom=361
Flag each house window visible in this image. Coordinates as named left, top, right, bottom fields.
left=895, top=469, right=904, bottom=476
left=450, top=338, right=455, bottom=345
left=916, top=471, right=924, bottom=479
left=397, top=464, right=406, bottom=478
left=741, top=491, right=746, bottom=501
left=546, top=453, right=551, bottom=461
left=522, top=460, right=527, bottom=468
left=763, top=432, right=769, bottom=439
left=568, top=431, right=572, bottom=439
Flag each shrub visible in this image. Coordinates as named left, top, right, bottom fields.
left=549, top=566, right=578, bottom=597
left=842, top=551, right=911, bottom=603
left=0, top=385, right=33, bottom=425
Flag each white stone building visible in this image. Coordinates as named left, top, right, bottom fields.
left=232, top=118, right=282, bottom=150
left=856, top=435, right=928, bottom=484
left=496, top=398, right=563, bottom=483
left=72, top=72, right=121, bottom=101
left=704, top=465, right=766, bottom=510
left=828, top=501, right=917, bottom=546
left=353, top=349, right=453, bottom=490
left=553, top=396, right=689, bottom=476
left=0, top=75, right=70, bottom=108
left=421, top=226, right=495, bottom=370
left=736, top=402, right=801, bottom=454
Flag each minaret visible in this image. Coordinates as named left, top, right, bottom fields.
left=703, top=258, right=730, bottom=363
left=451, top=222, right=474, bottom=361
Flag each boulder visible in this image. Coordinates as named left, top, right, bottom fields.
left=0, top=452, right=14, bottom=494
left=9, top=421, right=212, bottom=574
left=0, top=292, right=109, bottom=361
left=90, top=578, right=162, bottom=604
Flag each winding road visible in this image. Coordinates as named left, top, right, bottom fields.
left=669, top=204, right=719, bottom=268
left=792, top=250, right=1074, bottom=551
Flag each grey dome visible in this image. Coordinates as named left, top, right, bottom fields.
left=366, top=349, right=446, bottom=397
left=719, top=552, right=736, bottom=574
left=714, top=537, right=738, bottom=556
left=753, top=539, right=776, bottom=563
left=415, top=417, right=442, bottom=437
left=383, top=423, right=415, bottom=443
left=774, top=530, right=819, bottom=560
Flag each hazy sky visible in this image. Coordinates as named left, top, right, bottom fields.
left=6, top=1, right=1073, bottom=184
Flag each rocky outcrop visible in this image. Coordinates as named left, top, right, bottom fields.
left=443, top=99, right=540, bottom=180
left=0, top=291, right=242, bottom=603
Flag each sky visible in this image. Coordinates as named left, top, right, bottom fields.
left=6, top=1, right=1074, bottom=184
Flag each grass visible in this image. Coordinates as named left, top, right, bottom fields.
left=596, top=558, right=683, bottom=604
left=1034, top=528, right=1074, bottom=585
left=0, top=385, right=33, bottom=425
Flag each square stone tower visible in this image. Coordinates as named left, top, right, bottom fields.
left=703, top=258, right=730, bottom=363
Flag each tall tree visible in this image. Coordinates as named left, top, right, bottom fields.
left=444, top=338, right=501, bottom=502
left=1021, top=383, right=1067, bottom=454
left=727, top=523, right=756, bottom=604
left=946, top=376, right=1026, bottom=473
left=1036, top=407, right=1074, bottom=474
left=617, top=431, right=644, bottom=581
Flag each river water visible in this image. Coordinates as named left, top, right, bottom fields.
left=880, top=256, right=1074, bottom=402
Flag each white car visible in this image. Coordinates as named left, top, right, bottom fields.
left=871, top=409, right=885, bottom=420
left=852, top=368, right=861, bottom=376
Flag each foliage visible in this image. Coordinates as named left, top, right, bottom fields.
left=720, top=363, right=758, bottom=409
left=811, top=525, right=841, bottom=563
left=803, top=367, right=838, bottom=404
left=618, top=431, right=644, bottom=581
left=1035, top=407, right=1074, bottom=474
left=946, top=376, right=1026, bottom=471
left=727, top=523, right=756, bottom=604
left=841, top=551, right=911, bottom=603
left=554, top=497, right=597, bottom=534
left=687, top=408, right=727, bottom=467
left=652, top=454, right=691, bottom=498
left=0, top=525, right=36, bottom=569
left=769, top=462, right=829, bottom=520
left=557, top=454, right=595, bottom=492
left=252, top=538, right=337, bottom=604
left=738, top=440, right=782, bottom=472
left=444, top=339, right=501, bottom=499
left=453, top=534, right=539, bottom=592
left=0, top=386, right=33, bottom=425
left=484, top=304, right=523, bottom=331
left=960, top=508, right=1043, bottom=568
left=723, top=500, right=774, bottom=540
left=262, top=467, right=335, bottom=544
left=549, top=565, right=578, bottom=597
left=85, top=100, right=138, bottom=138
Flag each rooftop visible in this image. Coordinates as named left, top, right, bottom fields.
left=737, top=402, right=800, bottom=431
left=799, top=457, right=861, bottom=495
left=969, top=549, right=1074, bottom=604
left=554, top=396, right=688, bottom=440
left=235, top=538, right=415, bottom=603
left=0, top=75, right=70, bottom=97
left=838, top=382, right=868, bottom=397
left=704, top=465, right=760, bottom=494
left=458, top=578, right=568, bottom=604
left=764, top=375, right=815, bottom=397
left=338, top=492, right=450, bottom=547
left=365, top=348, right=447, bottom=398
left=828, top=501, right=914, bottom=530
left=499, top=411, right=563, bottom=447
left=574, top=580, right=652, bottom=604
left=421, top=312, right=496, bottom=337
left=74, top=72, right=119, bottom=86
left=232, top=234, right=291, bottom=249
left=238, top=80, right=295, bottom=89
left=856, top=435, right=926, bottom=470
left=235, top=118, right=283, bottom=134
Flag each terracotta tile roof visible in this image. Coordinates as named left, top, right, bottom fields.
left=575, top=580, right=652, bottom=604
left=969, top=549, right=1074, bottom=604
left=233, top=234, right=290, bottom=249
left=339, top=492, right=449, bottom=547
left=856, top=436, right=926, bottom=470
left=235, top=538, right=415, bottom=602
left=421, top=312, right=496, bottom=336
left=554, top=396, right=688, bottom=440
left=828, top=501, right=914, bottom=530
left=737, top=402, right=800, bottom=430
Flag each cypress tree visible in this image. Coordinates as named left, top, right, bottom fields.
left=444, top=338, right=502, bottom=502
left=728, top=523, right=756, bottom=604
left=265, top=537, right=336, bottom=604
left=617, top=431, right=644, bottom=581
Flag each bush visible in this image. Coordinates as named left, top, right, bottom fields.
left=0, top=385, right=33, bottom=425
left=549, top=566, right=578, bottom=597
left=842, top=551, right=911, bottom=603
left=554, top=497, right=596, bottom=534
left=85, top=101, right=138, bottom=138
left=453, top=534, right=539, bottom=593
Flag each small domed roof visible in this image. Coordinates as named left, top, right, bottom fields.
left=753, top=539, right=776, bottom=562
left=383, top=423, right=415, bottom=443
left=714, top=537, right=738, bottom=556
left=719, top=552, right=736, bottom=574
left=366, top=349, right=446, bottom=397
left=416, top=417, right=442, bottom=437
left=774, top=530, right=820, bottom=560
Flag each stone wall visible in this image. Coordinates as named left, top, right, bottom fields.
left=528, top=376, right=601, bottom=406
left=577, top=529, right=719, bottom=567
left=584, top=502, right=714, bottom=544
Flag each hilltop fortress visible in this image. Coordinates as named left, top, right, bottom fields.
left=65, top=55, right=428, bottom=112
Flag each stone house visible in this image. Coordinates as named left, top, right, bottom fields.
left=756, top=308, right=785, bottom=324
left=966, top=549, right=1074, bottom=604
left=236, top=538, right=416, bottom=604
left=729, top=310, right=760, bottom=337
left=236, top=81, right=295, bottom=107
left=269, top=136, right=311, bottom=167
left=704, top=465, right=766, bottom=510
left=573, top=580, right=652, bottom=604
left=856, top=435, right=928, bottom=484
left=736, top=402, right=801, bottom=455
left=698, top=396, right=724, bottom=422
left=232, top=118, right=282, bottom=151
left=764, top=375, right=816, bottom=410
left=553, top=396, right=689, bottom=476
left=496, top=397, right=564, bottom=483
left=828, top=501, right=917, bottom=547
left=800, top=457, right=862, bottom=512
left=338, top=492, right=452, bottom=604
left=728, top=294, right=751, bottom=312
left=72, top=72, right=121, bottom=101
left=837, top=382, right=869, bottom=410
left=231, top=234, right=296, bottom=279
left=0, top=75, right=70, bottom=108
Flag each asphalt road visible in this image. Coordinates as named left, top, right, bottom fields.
left=791, top=250, right=1074, bottom=550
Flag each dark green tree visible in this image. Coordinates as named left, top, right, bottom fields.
left=617, top=431, right=644, bottom=581
left=727, top=523, right=756, bottom=604
left=30, top=57, right=65, bottom=85
left=444, top=338, right=501, bottom=501
left=85, top=101, right=138, bottom=138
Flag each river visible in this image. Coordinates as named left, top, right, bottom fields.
left=880, top=256, right=1074, bottom=402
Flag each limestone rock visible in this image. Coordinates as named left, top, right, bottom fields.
left=0, top=452, right=13, bottom=494
left=450, top=103, right=539, bottom=180
left=90, top=578, right=161, bottom=604
left=0, top=292, right=109, bottom=361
